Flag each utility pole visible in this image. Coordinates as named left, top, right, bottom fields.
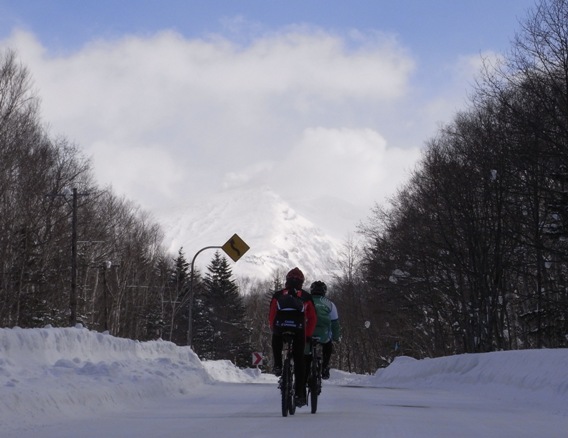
left=46, top=187, right=89, bottom=327
left=70, top=188, right=78, bottom=326
left=63, top=188, right=89, bottom=327
left=102, top=261, right=112, bottom=332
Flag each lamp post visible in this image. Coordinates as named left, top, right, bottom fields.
left=186, top=234, right=249, bottom=347
left=187, top=246, right=221, bottom=347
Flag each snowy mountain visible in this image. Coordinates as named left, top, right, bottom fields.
left=158, top=186, right=345, bottom=282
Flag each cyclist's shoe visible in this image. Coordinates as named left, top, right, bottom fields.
left=322, top=367, right=330, bottom=380
left=294, top=395, right=306, bottom=407
left=273, top=366, right=282, bottom=377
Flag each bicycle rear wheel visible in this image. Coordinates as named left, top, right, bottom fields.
left=288, top=357, right=296, bottom=415
left=281, top=358, right=290, bottom=417
left=281, top=357, right=297, bottom=416
left=309, top=358, right=319, bottom=413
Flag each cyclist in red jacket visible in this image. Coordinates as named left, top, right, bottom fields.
left=269, top=267, right=317, bottom=407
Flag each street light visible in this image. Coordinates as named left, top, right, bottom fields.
left=186, top=234, right=249, bottom=347
left=187, top=245, right=221, bottom=347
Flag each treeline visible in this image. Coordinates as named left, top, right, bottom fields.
left=2, top=0, right=567, bottom=375
left=245, top=0, right=568, bottom=375
left=0, top=49, right=187, bottom=344
left=343, top=0, right=568, bottom=370
left=0, top=47, right=259, bottom=367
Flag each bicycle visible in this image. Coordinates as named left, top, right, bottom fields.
left=306, top=337, right=323, bottom=414
left=279, top=332, right=297, bottom=417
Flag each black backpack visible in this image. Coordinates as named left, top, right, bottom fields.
left=273, top=289, right=305, bottom=334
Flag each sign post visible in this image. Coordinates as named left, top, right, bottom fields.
left=187, top=234, right=250, bottom=347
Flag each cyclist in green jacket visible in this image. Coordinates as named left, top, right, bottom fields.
left=308, top=280, right=340, bottom=379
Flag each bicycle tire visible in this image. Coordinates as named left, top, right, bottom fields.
left=310, top=343, right=323, bottom=414
left=310, top=357, right=319, bottom=413
left=288, top=357, right=296, bottom=415
left=281, top=357, right=291, bottom=417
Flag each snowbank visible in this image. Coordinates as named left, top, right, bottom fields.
left=1, top=325, right=568, bottom=429
left=373, top=351, right=568, bottom=394
left=337, top=350, right=568, bottom=411
left=0, top=325, right=212, bottom=427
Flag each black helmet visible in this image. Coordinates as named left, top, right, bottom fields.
left=310, top=281, right=327, bottom=295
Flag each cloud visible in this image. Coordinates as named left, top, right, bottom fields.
left=0, top=26, right=476, bottom=238
left=275, top=127, right=420, bottom=204
left=89, top=140, right=185, bottom=210
left=421, top=50, right=505, bottom=130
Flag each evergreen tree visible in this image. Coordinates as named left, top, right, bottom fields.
left=195, top=251, right=251, bottom=367
left=142, top=255, right=169, bottom=341
left=164, top=248, right=190, bottom=344
left=192, top=267, right=215, bottom=358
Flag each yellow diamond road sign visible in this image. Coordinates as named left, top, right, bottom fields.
left=221, top=234, right=250, bottom=262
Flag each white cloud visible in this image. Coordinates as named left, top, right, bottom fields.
left=421, top=50, right=505, bottom=129
left=0, top=26, right=477, bottom=238
left=89, top=140, right=185, bottom=210
left=222, top=161, right=276, bottom=189
left=453, top=50, right=502, bottom=83
left=275, top=127, right=420, bottom=205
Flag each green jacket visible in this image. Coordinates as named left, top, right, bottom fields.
left=312, top=294, right=340, bottom=344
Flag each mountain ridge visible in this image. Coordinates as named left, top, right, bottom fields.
left=158, top=186, right=345, bottom=282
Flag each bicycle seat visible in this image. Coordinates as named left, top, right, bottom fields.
left=282, top=332, right=296, bottom=342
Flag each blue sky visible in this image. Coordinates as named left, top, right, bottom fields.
left=1, top=1, right=533, bottom=52
left=0, top=0, right=538, bottom=243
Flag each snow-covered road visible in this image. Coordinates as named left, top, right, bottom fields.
left=8, top=382, right=567, bottom=438
left=2, top=327, right=567, bottom=437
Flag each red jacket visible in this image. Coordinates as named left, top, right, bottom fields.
left=269, top=288, right=317, bottom=338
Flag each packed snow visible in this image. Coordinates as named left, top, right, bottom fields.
left=1, top=326, right=567, bottom=437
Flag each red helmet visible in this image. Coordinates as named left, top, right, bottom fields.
left=285, top=267, right=304, bottom=288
